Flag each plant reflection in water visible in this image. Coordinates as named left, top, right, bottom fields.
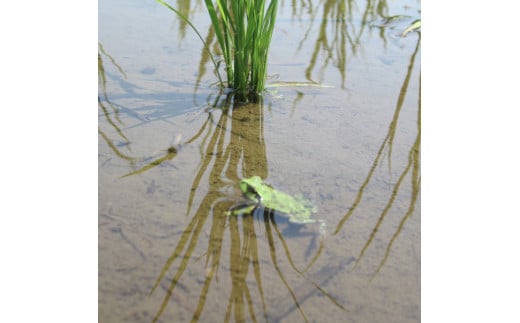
left=98, top=43, right=134, bottom=164
left=143, top=94, right=344, bottom=322
left=98, top=0, right=420, bottom=319
left=333, top=32, right=420, bottom=279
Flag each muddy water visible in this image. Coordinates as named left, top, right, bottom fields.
left=99, top=0, right=420, bottom=322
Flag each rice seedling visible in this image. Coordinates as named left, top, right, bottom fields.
left=157, top=0, right=279, bottom=102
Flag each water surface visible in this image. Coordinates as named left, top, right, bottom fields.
left=99, top=0, right=421, bottom=322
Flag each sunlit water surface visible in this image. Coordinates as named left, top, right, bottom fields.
left=99, top=0, right=420, bottom=322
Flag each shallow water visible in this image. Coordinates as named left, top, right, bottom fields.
left=99, top=0, right=421, bottom=322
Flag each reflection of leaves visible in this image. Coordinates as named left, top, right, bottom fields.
left=150, top=194, right=222, bottom=322
left=269, top=255, right=354, bottom=321
left=98, top=43, right=134, bottom=163
left=157, top=0, right=224, bottom=86
left=371, top=96, right=420, bottom=279
left=190, top=0, right=392, bottom=90
left=117, top=107, right=215, bottom=179
left=225, top=212, right=267, bottom=322
left=402, top=19, right=421, bottom=37
left=151, top=95, right=271, bottom=322
left=295, top=0, right=389, bottom=87
left=98, top=44, right=127, bottom=130
left=334, top=33, right=421, bottom=278
left=150, top=94, right=344, bottom=322
left=264, top=211, right=310, bottom=322
left=120, top=147, right=177, bottom=178
left=370, top=14, right=411, bottom=28
left=98, top=128, right=133, bottom=162
left=99, top=43, right=127, bottom=84
left=184, top=106, right=231, bottom=218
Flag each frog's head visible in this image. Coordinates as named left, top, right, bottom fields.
left=239, top=176, right=263, bottom=202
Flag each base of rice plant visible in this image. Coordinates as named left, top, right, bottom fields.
left=158, top=0, right=279, bottom=103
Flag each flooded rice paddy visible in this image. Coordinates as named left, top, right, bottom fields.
left=99, top=0, right=421, bottom=322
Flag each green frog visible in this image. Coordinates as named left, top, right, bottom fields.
left=230, top=176, right=317, bottom=225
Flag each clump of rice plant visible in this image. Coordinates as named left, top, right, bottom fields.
left=158, top=0, right=279, bottom=102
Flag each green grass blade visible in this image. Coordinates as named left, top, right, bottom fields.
left=159, top=0, right=280, bottom=101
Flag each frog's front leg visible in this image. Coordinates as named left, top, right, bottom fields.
left=227, top=201, right=260, bottom=216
